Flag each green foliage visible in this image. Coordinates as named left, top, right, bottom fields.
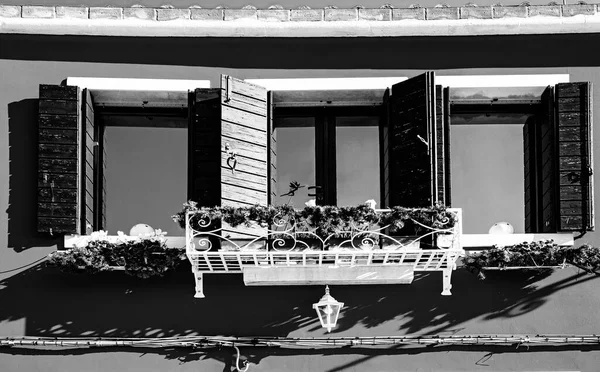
left=48, top=231, right=186, bottom=279
left=172, top=201, right=456, bottom=240
left=462, top=240, right=600, bottom=280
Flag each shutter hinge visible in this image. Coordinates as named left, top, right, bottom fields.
left=224, top=75, right=232, bottom=103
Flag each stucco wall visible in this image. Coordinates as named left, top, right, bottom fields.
left=1, top=33, right=600, bottom=371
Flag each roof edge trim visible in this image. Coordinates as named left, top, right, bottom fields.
left=3, top=15, right=600, bottom=37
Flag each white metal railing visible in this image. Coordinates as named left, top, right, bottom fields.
left=185, top=208, right=464, bottom=298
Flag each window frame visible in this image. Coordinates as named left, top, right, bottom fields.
left=273, top=91, right=385, bottom=207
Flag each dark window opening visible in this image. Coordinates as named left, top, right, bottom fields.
left=274, top=106, right=382, bottom=207
left=97, top=107, right=188, bottom=235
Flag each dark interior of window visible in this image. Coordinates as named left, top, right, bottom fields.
left=96, top=106, right=188, bottom=235
left=274, top=106, right=383, bottom=207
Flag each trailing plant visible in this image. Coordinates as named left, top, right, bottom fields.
left=48, top=230, right=186, bottom=279
left=462, top=240, right=600, bottom=280
left=172, top=201, right=456, bottom=240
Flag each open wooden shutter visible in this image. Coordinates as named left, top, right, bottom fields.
left=267, top=91, right=277, bottom=204
left=38, top=84, right=99, bottom=235
left=435, top=85, right=451, bottom=206
left=523, top=116, right=538, bottom=233
left=388, top=72, right=437, bottom=207
left=98, top=117, right=107, bottom=230
left=555, top=82, right=594, bottom=231
left=220, top=75, right=269, bottom=239
left=82, top=88, right=97, bottom=234
left=188, top=88, right=221, bottom=206
left=538, top=86, right=556, bottom=232
left=379, top=88, right=391, bottom=208
left=189, top=76, right=270, bottom=242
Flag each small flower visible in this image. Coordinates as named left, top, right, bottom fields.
left=364, top=199, right=377, bottom=209
left=305, top=199, right=316, bottom=207
left=89, top=230, right=109, bottom=242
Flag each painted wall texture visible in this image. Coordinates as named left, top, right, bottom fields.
left=1, top=32, right=600, bottom=371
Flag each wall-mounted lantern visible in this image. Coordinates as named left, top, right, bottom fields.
left=312, top=285, right=344, bottom=332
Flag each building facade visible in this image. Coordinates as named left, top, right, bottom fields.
left=2, top=1, right=600, bottom=371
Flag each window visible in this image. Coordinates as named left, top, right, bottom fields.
left=36, top=73, right=594, bottom=238
left=273, top=107, right=382, bottom=207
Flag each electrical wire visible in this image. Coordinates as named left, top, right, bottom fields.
left=3, top=334, right=600, bottom=349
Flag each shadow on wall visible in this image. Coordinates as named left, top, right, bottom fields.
left=7, top=100, right=61, bottom=252
left=0, top=262, right=599, bottom=370
left=2, top=34, right=600, bottom=69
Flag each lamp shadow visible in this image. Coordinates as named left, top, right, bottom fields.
left=0, top=261, right=598, bottom=371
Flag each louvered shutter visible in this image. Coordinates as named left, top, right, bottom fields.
left=267, top=91, right=277, bottom=203
left=555, top=82, right=594, bottom=231
left=388, top=72, right=437, bottom=207
left=82, top=88, right=97, bottom=234
left=38, top=84, right=98, bottom=235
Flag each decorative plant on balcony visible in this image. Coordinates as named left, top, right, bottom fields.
left=48, top=230, right=186, bottom=279
left=463, top=240, right=600, bottom=280
left=172, top=200, right=456, bottom=249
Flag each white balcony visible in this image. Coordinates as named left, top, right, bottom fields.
left=185, top=208, right=464, bottom=298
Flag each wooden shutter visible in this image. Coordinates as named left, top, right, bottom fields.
left=267, top=91, right=277, bottom=203
left=189, top=76, right=270, bottom=241
left=188, top=88, right=221, bottom=206
left=523, top=116, right=538, bottom=233
left=98, top=119, right=107, bottom=230
left=435, top=85, right=452, bottom=206
left=37, top=85, right=80, bottom=234
left=379, top=88, right=391, bottom=208
left=220, top=75, right=269, bottom=239
left=37, top=85, right=99, bottom=236
left=388, top=72, right=437, bottom=207
left=82, top=89, right=96, bottom=234
left=555, top=82, right=594, bottom=231
left=538, top=86, right=556, bottom=232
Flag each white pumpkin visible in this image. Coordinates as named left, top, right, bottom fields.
left=129, top=223, right=155, bottom=236
left=489, top=222, right=514, bottom=235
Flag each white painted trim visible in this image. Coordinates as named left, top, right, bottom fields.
left=249, top=74, right=570, bottom=91
left=248, top=77, right=408, bottom=91
left=3, top=17, right=600, bottom=38
left=461, top=233, right=575, bottom=248
left=66, top=77, right=210, bottom=91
